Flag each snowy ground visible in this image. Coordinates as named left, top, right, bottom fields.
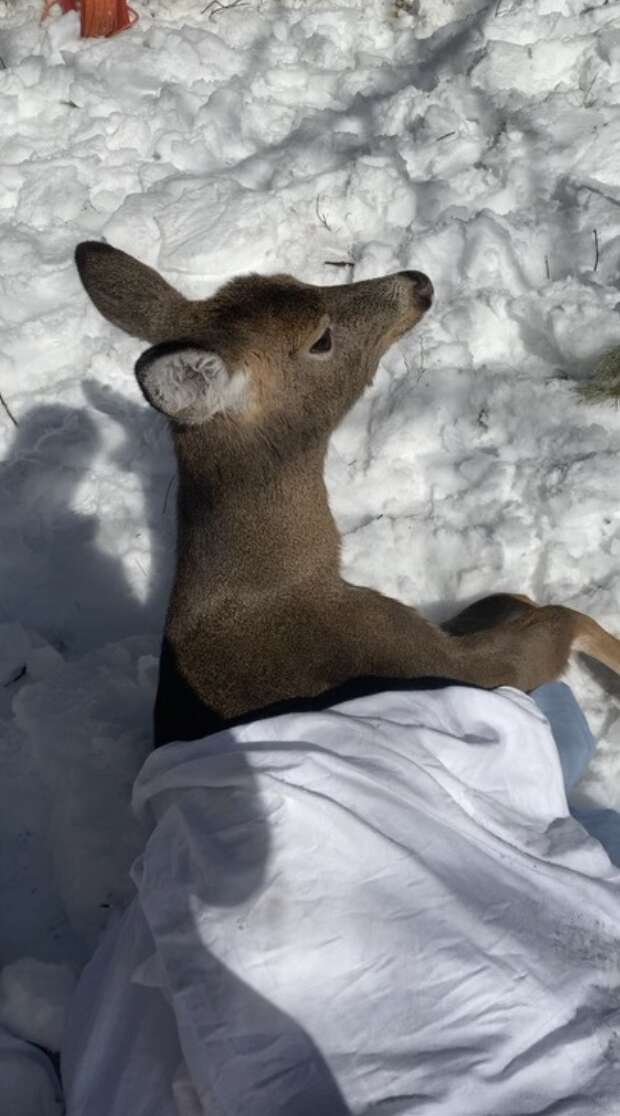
left=1, top=0, right=620, bottom=1042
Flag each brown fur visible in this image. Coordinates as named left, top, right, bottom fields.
left=75, top=242, right=620, bottom=743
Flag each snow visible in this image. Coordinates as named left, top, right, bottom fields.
left=0, top=958, right=75, bottom=1051
left=0, top=0, right=619, bottom=1053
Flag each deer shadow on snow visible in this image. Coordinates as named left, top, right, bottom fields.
left=0, top=391, right=176, bottom=657
left=0, top=391, right=176, bottom=958
left=0, top=390, right=354, bottom=1112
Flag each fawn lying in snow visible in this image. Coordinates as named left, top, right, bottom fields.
left=76, top=242, right=620, bottom=746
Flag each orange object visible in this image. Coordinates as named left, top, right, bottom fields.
left=80, top=0, right=138, bottom=37
left=41, top=0, right=138, bottom=36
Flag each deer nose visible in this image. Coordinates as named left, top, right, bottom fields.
left=399, top=270, right=434, bottom=305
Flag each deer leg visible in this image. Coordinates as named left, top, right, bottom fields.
left=342, top=588, right=620, bottom=694
left=452, top=604, right=620, bottom=691
left=571, top=612, right=620, bottom=675
left=442, top=593, right=537, bottom=636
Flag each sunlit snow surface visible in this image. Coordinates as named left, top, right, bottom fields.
left=0, top=0, right=619, bottom=1016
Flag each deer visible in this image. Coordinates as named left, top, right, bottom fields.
left=75, top=241, right=620, bottom=746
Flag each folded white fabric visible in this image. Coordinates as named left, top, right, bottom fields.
left=63, top=685, right=620, bottom=1116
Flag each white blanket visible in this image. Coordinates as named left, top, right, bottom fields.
left=62, top=686, right=620, bottom=1115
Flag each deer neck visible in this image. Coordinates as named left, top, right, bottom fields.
left=168, top=425, right=341, bottom=631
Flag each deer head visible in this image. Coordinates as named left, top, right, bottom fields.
left=75, top=242, right=433, bottom=446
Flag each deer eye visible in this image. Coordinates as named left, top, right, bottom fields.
left=309, top=327, right=332, bottom=355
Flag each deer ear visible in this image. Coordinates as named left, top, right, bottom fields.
left=135, top=342, right=249, bottom=422
left=75, top=241, right=189, bottom=344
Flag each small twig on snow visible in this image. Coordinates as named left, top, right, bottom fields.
left=324, top=260, right=355, bottom=282
left=201, top=0, right=248, bottom=18
left=544, top=254, right=551, bottom=281
left=4, top=665, right=26, bottom=687
left=583, top=0, right=609, bottom=12
left=0, top=388, right=18, bottom=427
left=416, top=335, right=426, bottom=384
left=593, top=228, right=600, bottom=272
left=315, top=196, right=332, bottom=232
left=436, top=131, right=456, bottom=142
left=162, top=474, right=175, bottom=516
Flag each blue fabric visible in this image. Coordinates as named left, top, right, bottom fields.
left=530, top=682, right=596, bottom=791
left=531, top=682, right=620, bottom=866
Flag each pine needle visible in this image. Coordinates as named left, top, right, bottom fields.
left=0, top=388, right=18, bottom=427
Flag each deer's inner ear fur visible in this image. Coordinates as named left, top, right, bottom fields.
left=135, top=343, right=249, bottom=423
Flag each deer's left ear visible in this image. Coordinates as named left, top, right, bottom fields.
left=135, top=342, right=249, bottom=423
left=75, top=241, right=190, bottom=344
